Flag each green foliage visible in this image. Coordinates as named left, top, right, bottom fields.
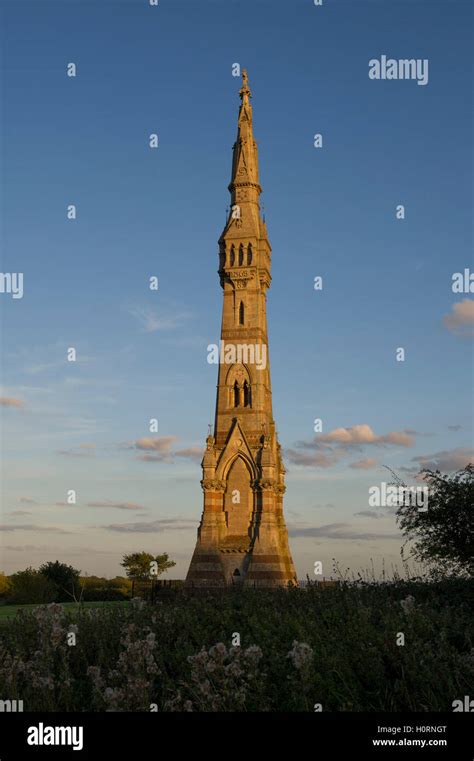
left=80, top=576, right=132, bottom=602
left=0, top=573, right=11, bottom=599
left=39, top=561, right=81, bottom=602
left=8, top=568, right=57, bottom=605
left=120, top=552, right=175, bottom=581
left=0, top=580, right=473, bottom=711
left=396, top=465, right=474, bottom=577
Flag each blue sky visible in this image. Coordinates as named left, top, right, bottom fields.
left=1, top=0, right=472, bottom=579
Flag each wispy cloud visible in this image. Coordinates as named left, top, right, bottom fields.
left=0, top=524, right=71, bottom=534
left=24, top=355, right=93, bottom=375
left=175, top=447, right=203, bottom=463
left=58, top=444, right=96, bottom=458
left=350, top=458, right=379, bottom=470
left=128, top=307, right=191, bottom=333
left=288, top=522, right=400, bottom=540
left=87, top=501, right=146, bottom=512
left=101, top=518, right=196, bottom=533
left=286, top=450, right=342, bottom=468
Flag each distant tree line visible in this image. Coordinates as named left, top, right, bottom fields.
left=0, top=552, right=176, bottom=605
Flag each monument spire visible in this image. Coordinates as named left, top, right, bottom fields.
left=186, top=71, right=297, bottom=589
left=228, top=69, right=261, bottom=216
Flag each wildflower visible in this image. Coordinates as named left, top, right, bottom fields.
left=287, top=641, right=313, bottom=671
left=243, top=645, right=263, bottom=666
left=400, top=595, right=416, bottom=614
left=209, top=643, right=227, bottom=659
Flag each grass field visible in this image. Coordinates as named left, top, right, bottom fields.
left=0, top=600, right=129, bottom=621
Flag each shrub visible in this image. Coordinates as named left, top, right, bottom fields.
left=0, top=572, right=11, bottom=599
left=81, top=588, right=129, bottom=602
left=39, top=562, right=81, bottom=602
left=8, top=568, right=57, bottom=604
left=79, top=576, right=132, bottom=602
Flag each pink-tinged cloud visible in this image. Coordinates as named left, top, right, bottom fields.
left=0, top=397, right=25, bottom=408
left=443, top=299, right=474, bottom=336
left=135, top=436, right=177, bottom=452
left=319, top=424, right=414, bottom=448
left=289, top=424, right=416, bottom=468
left=135, top=436, right=177, bottom=462
left=411, top=447, right=474, bottom=472
left=298, top=424, right=415, bottom=452
left=350, top=458, right=378, bottom=470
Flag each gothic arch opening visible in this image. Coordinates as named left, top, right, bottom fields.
left=224, top=456, right=253, bottom=538
left=230, top=245, right=235, bottom=266
left=226, top=364, right=251, bottom=410
left=238, top=244, right=244, bottom=266
left=247, top=243, right=253, bottom=265
left=239, top=300, right=245, bottom=325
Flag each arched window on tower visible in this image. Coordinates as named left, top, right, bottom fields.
left=238, top=244, right=244, bottom=266
left=233, top=381, right=240, bottom=407
left=243, top=380, right=250, bottom=407
left=239, top=301, right=245, bottom=326
left=247, top=243, right=253, bottom=265
left=230, top=245, right=235, bottom=266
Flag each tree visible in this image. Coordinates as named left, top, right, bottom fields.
left=121, top=552, right=176, bottom=597
left=39, top=561, right=81, bottom=602
left=396, top=464, right=474, bottom=577
left=9, top=568, right=57, bottom=604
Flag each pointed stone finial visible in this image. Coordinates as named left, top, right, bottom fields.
left=240, top=69, right=251, bottom=104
